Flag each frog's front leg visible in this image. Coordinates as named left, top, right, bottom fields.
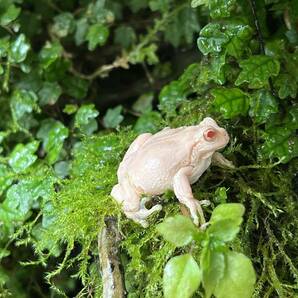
left=173, top=166, right=205, bottom=226
left=212, top=152, right=234, bottom=169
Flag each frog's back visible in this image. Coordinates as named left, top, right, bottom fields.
left=127, top=126, right=199, bottom=194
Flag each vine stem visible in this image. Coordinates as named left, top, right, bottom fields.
left=70, top=3, right=187, bottom=81
left=247, top=0, right=277, bottom=97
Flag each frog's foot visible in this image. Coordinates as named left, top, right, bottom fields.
left=199, top=199, right=211, bottom=206
left=125, top=203, right=162, bottom=228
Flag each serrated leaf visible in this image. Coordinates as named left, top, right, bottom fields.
left=198, top=23, right=253, bottom=58
left=159, top=81, right=186, bottom=116
left=235, top=55, right=280, bottom=89
left=192, top=0, right=236, bottom=18
left=249, top=90, right=278, bottom=124
left=0, top=4, right=20, bottom=26
left=39, top=41, right=63, bottom=69
left=198, top=23, right=229, bottom=55
left=37, top=119, right=69, bottom=164
left=164, top=7, right=200, bottom=47
left=1, top=174, right=55, bottom=223
left=9, top=34, right=30, bottom=63
left=201, top=246, right=225, bottom=298
left=75, top=104, right=99, bottom=135
left=10, top=89, right=39, bottom=130
left=134, top=111, right=162, bottom=133
left=261, top=127, right=298, bottom=163
left=132, top=92, right=154, bottom=114
left=8, top=141, right=39, bottom=173
left=103, top=105, right=124, bottom=128
left=214, top=251, right=256, bottom=298
left=163, top=254, right=201, bottom=298
left=157, top=215, right=200, bottom=247
left=86, top=24, right=109, bottom=51
left=275, top=74, right=297, bottom=99
left=0, top=164, right=14, bottom=195
left=38, top=81, right=62, bottom=106
left=212, top=88, right=249, bottom=119
left=52, top=12, right=75, bottom=38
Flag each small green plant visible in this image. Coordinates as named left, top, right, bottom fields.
left=158, top=204, right=256, bottom=298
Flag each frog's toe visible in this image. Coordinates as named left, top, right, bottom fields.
left=151, top=204, right=162, bottom=212
left=140, top=197, right=151, bottom=208
left=139, top=220, right=149, bottom=228
left=200, top=199, right=211, bottom=206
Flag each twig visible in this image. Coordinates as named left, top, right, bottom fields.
left=247, top=0, right=277, bottom=97
left=70, top=3, right=187, bottom=81
left=98, top=217, right=124, bottom=298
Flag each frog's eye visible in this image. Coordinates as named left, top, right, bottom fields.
left=204, top=129, right=216, bottom=141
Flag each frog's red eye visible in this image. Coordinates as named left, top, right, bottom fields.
left=204, top=129, right=216, bottom=141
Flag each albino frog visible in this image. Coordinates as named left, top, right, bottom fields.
left=111, top=117, right=232, bottom=227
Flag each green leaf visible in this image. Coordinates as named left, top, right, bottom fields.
left=212, top=88, right=250, bottom=119
left=214, top=187, right=227, bottom=204
left=37, top=119, right=69, bottom=164
left=198, top=24, right=229, bottom=55
left=9, top=34, right=30, bottom=63
left=275, top=74, right=297, bottom=99
left=249, top=90, right=278, bottom=124
left=0, top=37, right=10, bottom=57
left=163, top=254, right=201, bottom=298
left=52, top=12, right=75, bottom=38
left=54, top=161, right=70, bottom=179
left=10, top=89, right=39, bottom=130
left=214, top=251, right=256, bottom=298
left=191, top=0, right=236, bottom=18
left=201, top=246, right=225, bottom=298
left=164, top=7, right=200, bottom=47
left=210, top=203, right=245, bottom=224
left=1, top=174, right=55, bottom=223
left=39, top=41, right=63, bottom=69
left=157, top=215, right=200, bottom=247
left=75, top=104, right=99, bottom=135
left=208, top=203, right=245, bottom=242
left=8, top=141, right=39, bottom=173
left=0, top=164, right=14, bottom=195
left=198, top=23, right=252, bottom=58
left=75, top=17, right=89, bottom=46
left=103, top=105, right=124, bottom=128
left=159, top=81, right=186, bottom=116
left=114, top=25, right=136, bottom=48
left=0, top=4, right=20, bottom=26
left=62, top=75, right=89, bottom=99
left=86, top=24, right=109, bottom=51
left=63, top=104, right=78, bottom=115
left=38, top=81, right=62, bottom=106
left=261, top=127, right=298, bottom=163
left=132, top=92, right=154, bottom=114
left=235, top=55, right=280, bottom=89
left=134, top=111, right=162, bottom=134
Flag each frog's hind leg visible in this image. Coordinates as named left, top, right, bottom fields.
left=125, top=203, right=162, bottom=228
left=111, top=178, right=161, bottom=228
